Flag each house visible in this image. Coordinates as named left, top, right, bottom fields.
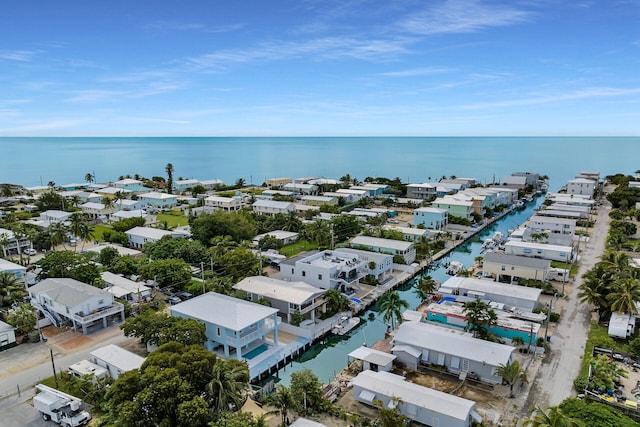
left=348, top=346, right=396, bottom=372
left=252, top=199, right=296, bottom=217
left=60, top=183, right=88, bottom=191
left=170, top=292, right=279, bottom=360
left=40, top=210, right=73, bottom=224
left=545, top=193, right=595, bottom=207
left=100, top=272, right=151, bottom=302
left=289, top=418, right=327, bottom=427
left=0, top=320, right=17, bottom=352
left=482, top=252, right=550, bottom=283
left=233, top=276, right=326, bottom=324
left=350, top=184, right=389, bottom=197
left=536, top=209, right=586, bottom=221
left=89, top=344, right=145, bottom=379
left=439, top=276, right=542, bottom=312
left=280, top=250, right=367, bottom=291
left=322, top=191, right=357, bottom=204
left=68, top=360, right=108, bottom=382
left=350, top=235, right=416, bottom=264
left=301, top=195, right=337, bottom=207
left=199, top=179, right=224, bottom=190
left=112, top=178, right=143, bottom=188
left=392, top=321, right=515, bottom=384
left=527, top=215, right=576, bottom=237
left=350, top=370, right=482, bottom=427
left=511, top=172, right=540, bottom=190
left=501, top=175, right=527, bottom=190
left=503, top=240, right=575, bottom=263
left=115, top=199, right=144, bottom=211
left=0, top=228, right=32, bottom=257
left=0, top=257, right=27, bottom=281
left=266, top=177, right=292, bottom=188
left=259, top=189, right=296, bottom=200
left=111, top=210, right=151, bottom=224
left=335, top=188, right=368, bottom=201
left=138, top=192, right=178, bottom=211
left=339, top=248, right=393, bottom=283
left=80, top=202, right=118, bottom=219
left=95, top=186, right=132, bottom=196
left=608, top=312, right=636, bottom=339
left=432, top=197, right=474, bottom=220
left=173, top=179, right=200, bottom=192
left=29, top=278, right=125, bottom=334
left=577, top=171, right=600, bottom=182
left=413, top=207, right=449, bottom=230
left=204, top=195, right=244, bottom=211
left=125, top=226, right=182, bottom=249
left=567, top=178, right=596, bottom=198
left=253, top=230, right=299, bottom=247
left=283, top=183, right=319, bottom=195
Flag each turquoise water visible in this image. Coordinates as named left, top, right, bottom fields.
left=244, top=343, right=269, bottom=360
left=1, top=137, right=638, bottom=190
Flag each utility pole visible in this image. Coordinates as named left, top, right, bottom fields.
left=258, top=249, right=262, bottom=276
left=544, top=294, right=556, bottom=343
left=330, top=224, right=334, bottom=250
left=201, top=262, right=205, bottom=294
left=50, top=348, right=58, bottom=389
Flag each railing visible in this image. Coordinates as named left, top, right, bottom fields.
left=227, top=318, right=280, bottom=347
left=73, top=302, right=124, bottom=323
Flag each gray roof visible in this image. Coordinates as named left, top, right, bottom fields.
left=0, top=320, right=16, bottom=332
left=348, top=346, right=396, bottom=366
left=29, top=278, right=111, bottom=308
left=233, top=276, right=324, bottom=305
left=170, top=292, right=278, bottom=331
left=483, top=252, right=550, bottom=270
left=90, top=344, right=145, bottom=372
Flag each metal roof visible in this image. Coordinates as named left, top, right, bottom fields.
left=348, top=346, right=396, bottom=367
left=483, top=252, right=550, bottom=270
left=233, top=276, right=324, bottom=305
left=29, top=278, right=111, bottom=308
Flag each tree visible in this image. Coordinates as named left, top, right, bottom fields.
left=265, top=385, right=293, bottom=427
left=138, top=258, right=192, bottom=288
left=301, top=220, right=331, bottom=248
left=578, top=264, right=612, bottom=319
left=49, top=222, right=69, bottom=249
left=324, top=289, right=351, bottom=315
left=190, top=211, right=257, bottom=245
left=589, top=354, right=628, bottom=391
left=166, top=163, right=174, bottom=194
left=560, top=398, right=638, bottom=427
left=379, top=291, right=409, bottom=330
left=69, top=212, right=93, bottom=251
left=84, top=172, right=94, bottom=184
left=0, top=272, right=22, bottom=306
left=462, top=300, right=497, bottom=339
left=607, top=278, right=640, bottom=314
left=121, top=309, right=206, bottom=347
left=530, top=231, right=549, bottom=243
left=330, top=214, right=362, bottom=243
left=6, top=304, right=37, bottom=334
left=374, top=397, right=410, bottom=427
left=289, top=369, right=324, bottom=415
left=99, top=246, right=121, bottom=268
left=206, top=359, right=250, bottom=412
left=495, top=360, right=527, bottom=397
left=524, top=405, right=584, bottom=427
left=36, top=190, right=65, bottom=211
left=414, top=275, right=438, bottom=300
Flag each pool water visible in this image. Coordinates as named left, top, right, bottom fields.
left=244, top=343, right=269, bottom=360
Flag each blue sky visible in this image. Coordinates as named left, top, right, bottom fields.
left=1, top=0, right=639, bottom=136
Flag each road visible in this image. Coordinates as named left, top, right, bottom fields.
left=522, top=200, right=611, bottom=414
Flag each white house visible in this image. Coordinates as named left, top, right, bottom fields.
left=567, top=178, right=596, bottom=198
left=90, top=344, right=145, bottom=379
left=80, top=202, right=118, bottom=219
left=199, top=179, right=224, bottom=190
left=339, top=248, right=393, bottom=283
left=173, top=179, right=201, bottom=192
left=350, top=235, right=416, bottom=264
left=280, top=250, right=367, bottom=291
left=439, top=276, right=542, bottom=312
left=112, top=178, right=143, bottom=188
left=501, top=175, right=527, bottom=189
left=0, top=228, right=32, bottom=257
left=204, top=195, right=244, bottom=212
left=253, top=230, right=299, bottom=247
left=348, top=346, right=396, bottom=372
left=283, top=183, right=319, bottom=195
left=40, top=210, right=73, bottom=224
left=392, top=321, right=515, bottom=384
left=125, top=226, right=179, bottom=249
left=100, top=272, right=151, bottom=302
left=137, top=192, right=178, bottom=211
left=406, top=183, right=438, bottom=200
left=29, top=278, right=125, bottom=334
left=350, top=370, right=482, bottom=427
left=413, top=207, right=449, bottom=230
left=252, top=199, right=296, bottom=217
left=503, top=240, right=575, bottom=263
left=0, top=320, right=17, bottom=352
left=0, top=258, right=27, bottom=281
left=68, top=359, right=108, bottom=382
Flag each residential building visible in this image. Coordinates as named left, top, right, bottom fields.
left=501, top=175, right=527, bottom=189
left=413, top=207, right=449, bottom=230
left=253, top=230, right=299, bottom=247
left=252, top=199, right=296, bottom=217
left=283, top=183, right=319, bottom=195
left=383, top=225, right=431, bottom=242
left=40, top=210, right=73, bottom=224
left=0, top=258, right=27, bottom=281
left=29, top=278, right=125, bottom=334
left=405, top=182, right=437, bottom=200
left=173, top=179, right=200, bottom=192
left=439, top=276, right=542, bottom=312
left=301, top=195, right=337, bottom=207
left=350, top=235, right=416, bottom=264
left=170, top=292, right=279, bottom=361
left=204, top=195, right=244, bottom=211
left=280, top=250, right=367, bottom=291
left=96, top=186, right=132, bottom=196
left=577, top=171, right=600, bottom=182
left=90, top=344, right=145, bottom=379
left=266, top=177, right=292, bottom=188
left=350, top=184, right=390, bottom=197
left=125, top=226, right=183, bottom=249
left=80, top=202, right=118, bottom=219
left=112, top=178, right=143, bottom=188
left=392, top=321, right=515, bottom=384
left=566, top=178, right=596, bottom=198
left=503, top=240, right=575, bottom=263
left=0, top=228, right=31, bottom=257
left=138, top=192, right=178, bottom=211
left=115, top=199, right=144, bottom=211
left=432, top=197, right=474, bottom=220
left=482, top=252, right=550, bottom=283
left=68, top=360, right=108, bottom=382
left=350, top=370, right=482, bottom=427
left=60, top=183, right=88, bottom=191
left=199, top=179, right=224, bottom=190
left=348, top=346, right=396, bottom=372
left=233, top=276, right=326, bottom=324
left=101, top=272, right=151, bottom=302
left=511, top=172, right=540, bottom=190
left=259, top=189, right=296, bottom=200
left=0, top=320, right=16, bottom=352
left=335, top=188, right=368, bottom=201
left=339, top=248, right=393, bottom=283
left=545, top=193, right=595, bottom=207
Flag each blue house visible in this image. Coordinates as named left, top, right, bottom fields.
left=170, top=292, right=279, bottom=361
left=413, top=207, right=449, bottom=230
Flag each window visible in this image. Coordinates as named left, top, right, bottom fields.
left=318, top=274, right=322, bottom=280
left=523, top=248, right=532, bottom=254
left=501, top=265, right=506, bottom=271
left=302, top=271, right=306, bottom=277
left=291, top=268, right=294, bottom=274
left=98, top=299, right=104, bottom=305
left=216, top=327, right=221, bottom=337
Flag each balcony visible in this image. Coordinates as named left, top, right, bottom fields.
left=226, top=318, right=280, bottom=348
left=73, top=302, right=124, bottom=324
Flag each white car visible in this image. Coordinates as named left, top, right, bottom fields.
left=25, top=248, right=37, bottom=256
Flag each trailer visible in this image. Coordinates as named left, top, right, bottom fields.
left=33, top=384, right=91, bottom=426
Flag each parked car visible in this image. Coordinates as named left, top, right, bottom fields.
left=175, top=291, right=194, bottom=301
left=25, top=248, right=37, bottom=256
left=164, top=296, right=182, bottom=305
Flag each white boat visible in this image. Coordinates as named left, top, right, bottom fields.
left=492, top=231, right=504, bottom=243
left=332, top=314, right=361, bottom=336
left=446, top=261, right=464, bottom=276
left=482, top=238, right=496, bottom=250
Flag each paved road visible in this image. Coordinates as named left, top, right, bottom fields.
left=522, top=200, right=611, bottom=414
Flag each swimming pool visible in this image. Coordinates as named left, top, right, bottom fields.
left=244, top=343, right=269, bottom=360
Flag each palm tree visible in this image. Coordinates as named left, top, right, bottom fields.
left=302, top=221, right=331, bottom=248
left=607, top=278, right=640, bottom=314
left=600, top=250, right=631, bottom=278
left=511, top=335, right=526, bottom=351
left=523, top=406, right=584, bottom=427
left=0, top=272, right=22, bottom=306
left=234, top=178, right=245, bottom=189
left=266, top=385, right=293, bottom=427
left=495, top=360, right=527, bottom=397
left=462, top=300, right=497, bottom=339
left=49, top=222, right=68, bottom=250
left=165, top=163, right=174, bottom=194
left=530, top=231, right=549, bottom=243
left=379, top=291, right=409, bottom=330
left=205, top=359, right=249, bottom=412
left=324, top=289, right=351, bottom=315
left=113, top=191, right=127, bottom=210
left=578, top=264, right=611, bottom=318
left=414, top=275, right=438, bottom=301
left=68, top=195, right=82, bottom=208
left=84, top=173, right=94, bottom=184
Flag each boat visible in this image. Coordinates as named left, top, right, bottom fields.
left=481, top=238, right=496, bottom=251
left=332, top=314, right=361, bottom=336
left=492, top=231, right=504, bottom=243
left=446, top=261, right=464, bottom=276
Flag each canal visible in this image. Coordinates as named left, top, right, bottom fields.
left=275, top=197, right=545, bottom=386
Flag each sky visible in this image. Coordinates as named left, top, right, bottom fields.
left=1, top=0, right=639, bottom=136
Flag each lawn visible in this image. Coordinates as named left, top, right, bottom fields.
left=91, top=225, right=112, bottom=242
left=279, top=240, right=318, bottom=257
left=157, top=211, right=189, bottom=228
left=579, top=321, right=634, bottom=378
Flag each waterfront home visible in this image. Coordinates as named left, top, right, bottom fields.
left=90, top=344, right=145, bottom=380
left=259, top=189, right=296, bottom=200
left=392, top=321, right=515, bottom=384
left=60, top=183, right=89, bottom=191
left=501, top=175, right=527, bottom=190
left=350, top=235, right=416, bottom=264
left=253, top=230, right=299, bottom=247
left=0, top=258, right=27, bottom=282
left=577, top=171, right=600, bottom=182
left=0, top=228, right=32, bottom=256
left=348, top=346, right=396, bottom=372
left=100, top=272, right=151, bottom=302
left=383, top=225, right=431, bottom=241
left=252, top=199, right=296, bottom=217
left=80, top=202, right=118, bottom=220
left=350, top=184, right=390, bottom=197
left=199, top=179, right=224, bottom=190
left=233, top=276, right=326, bottom=324
left=283, top=182, right=319, bottom=195
left=335, top=188, right=368, bottom=201
left=406, top=183, right=437, bottom=200
left=204, top=195, right=244, bottom=211
left=339, top=248, right=393, bottom=283
left=545, top=193, right=595, bottom=207
left=301, top=195, right=337, bottom=207
left=137, top=191, right=178, bottom=211
left=112, top=178, right=143, bottom=188
left=511, top=172, right=540, bottom=189
left=350, top=369, right=482, bottom=427
left=0, top=320, right=17, bottom=352
left=29, top=278, right=125, bottom=334
left=280, top=250, right=366, bottom=291
left=503, top=240, right=575, bottom=263
left=266, top=177, right=292, bottom=188
left=432, top=197, right=474, bottom=220
left=173, top=179, right=200, bottom=192
left=528, top=215, right=576, bottom=237
left=536, top=208, right=586, bottom=221
left=124, top=226, right=183, bottom=249
left=413, top=207, right=449, bottom=230
left=566, top=177, right=596, bottom=198
left=170, top=292, right=279, bottom=360
left=439, top=276, right=542, bottom=312
left=487, top=186, right=519, bottom=205
left=482, top=252, right=550, bottom=283
left=424, top=301, right=540, bottom=344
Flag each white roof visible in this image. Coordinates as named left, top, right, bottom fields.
left=125, top=226, right=173, bottom=240
left=112, top=210, right=147, bottom=219
left=339, top=247, right=392, bottom=263
left=0, top=320, right=16, bottom=332
left=349, top=370, right=476, bottom=421
left=175, top=179, right=200, bottom=185
left=84, top=243, right=143, bottom=257
left=42, top=210, right=71, bottom=219
left=289, top=418, right=327, bottom=427
left=113, top=178, right=143, bottom=186
left=81, top=202, right=106, bottom=210
left=414, top=207, right=448, bottom=214
left=441, top=276, right=543, bottom=301
left=98, top=187, right=132, bottom=195
left=568, top=177, right=595, bottom=184
left=348, top=346, right=396, bottom=367
left=101, top=272, right=150, bottom=294
left=139, top=191, right=177, bottom=200
left=253, top=199, right=295, bottom=209
left=233, top=276, right=324, bottom=305
left=394, top=321, right=514, bottom=366
left=529, top=215, right=576, bottom=226
left=384, top=226, right=429, bottom=237
left=90, top=344, right=145, bottom=372
left=69, top=359, right=108, bottom=377
left=254, top=230, right=299, bottom=241
left=200, top=179, right=224, bottom=185
left=29, top=278, right=111, bottom=308
left=351, top=235, right=413, bottom=251
left=170, top=292, right=278, bottom=331
left=504, top=240, right=573, bottom=252
left=391, top=344, right=422, bottom=358
left=0, top=258, right=27, bottom=272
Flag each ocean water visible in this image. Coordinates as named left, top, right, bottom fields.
left=1, top=137, right=638, bottom=190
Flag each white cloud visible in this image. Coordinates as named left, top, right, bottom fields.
left=400, top=0, right=532, bottom=35
left=0, top=50, right=39, bottom=61
left=64, top=90, right=126, bottom=103
left=0, top=119, right=90, bottom=136
left=378, top=67, right=453, bottom=77
left=143, top=20, right=244, bottom=33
